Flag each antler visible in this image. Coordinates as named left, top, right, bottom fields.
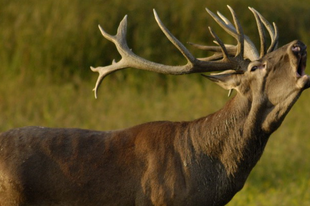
left=91, top=6, right=278, bottom=98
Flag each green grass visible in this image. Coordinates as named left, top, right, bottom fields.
left=1, top=0, right=310, bottom=205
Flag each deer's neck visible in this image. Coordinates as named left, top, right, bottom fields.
left=188, top=94, right=270, bottom=177
left=186, top=88, right=302, bottom=179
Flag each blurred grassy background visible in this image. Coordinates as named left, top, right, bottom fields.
left=0, top=0, right=310, bottom=205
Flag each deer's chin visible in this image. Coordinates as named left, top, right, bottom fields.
left=296, top=74, right=310, bottom=89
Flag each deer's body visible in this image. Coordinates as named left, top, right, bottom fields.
left=0, top=101, right=256, bottom=205
left=0, top=6, right=309, bottom=206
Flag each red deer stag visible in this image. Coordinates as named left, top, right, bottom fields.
left=0, top=6, right=309, bottom=206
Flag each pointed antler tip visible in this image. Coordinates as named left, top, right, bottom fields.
left=98, top=25, right=106, bottom=35
left=90, top=66, right=96, bottom=72
left=227, top=5, right=234, bottom=13
left=248, top=7, right=258, bottom=14
left=153, top=9, right=159, bottom=18
left=208, top=27, right=215, bottom=36
left=205, top=7, right=213, bottom=15
left=92, top=88, right=98, bottom=99
left=120, top=15, right=128, bottom=24
left=228, top=89, right=233, bottom=97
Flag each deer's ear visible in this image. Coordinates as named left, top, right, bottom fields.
left=202, top=72, right=241, bottom=90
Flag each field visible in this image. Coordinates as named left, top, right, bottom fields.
left=1, top=0, right=310, bottom=205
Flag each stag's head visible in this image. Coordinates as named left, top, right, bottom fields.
left=190, top=7, right=309, bottom=109
left=91, top=6, right=309, bottom=110
left=260, top=41, right=308, bottom=100
left=208, top=40, right=308, bottom=105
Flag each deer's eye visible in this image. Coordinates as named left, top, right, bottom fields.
left=251, top=66, right=258, bottom=72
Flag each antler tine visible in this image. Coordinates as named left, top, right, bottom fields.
left=153, top=9, right=196, bottom=63
left=246, top=7, right=278, bottom=54
left=248, top=7, right=267, bottom=58
left=208, top=27, right=229, bottom=60
left=270, top=23, right=279, bottom=52
left=188, top=43, right=235, bottom=53
left=227, top=5, right=244, bottom=60
left=216, top=10, right=235, bottom=30
left=188, top=42, right=237, bottom=61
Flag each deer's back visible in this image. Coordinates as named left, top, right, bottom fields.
left=0, top=126, right=146, bottom=205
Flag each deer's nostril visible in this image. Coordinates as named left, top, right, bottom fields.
left=292, top=45, right=301, bottom=52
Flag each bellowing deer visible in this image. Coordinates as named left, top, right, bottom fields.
left=0, top=6, right=309, bottom=206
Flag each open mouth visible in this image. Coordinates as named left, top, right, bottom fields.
left=292, top=42, right=310, bottom=89
left=296, top=53, right=307, bottom=77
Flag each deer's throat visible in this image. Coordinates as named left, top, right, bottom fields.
left=195, top=95, right=269, bottom=176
